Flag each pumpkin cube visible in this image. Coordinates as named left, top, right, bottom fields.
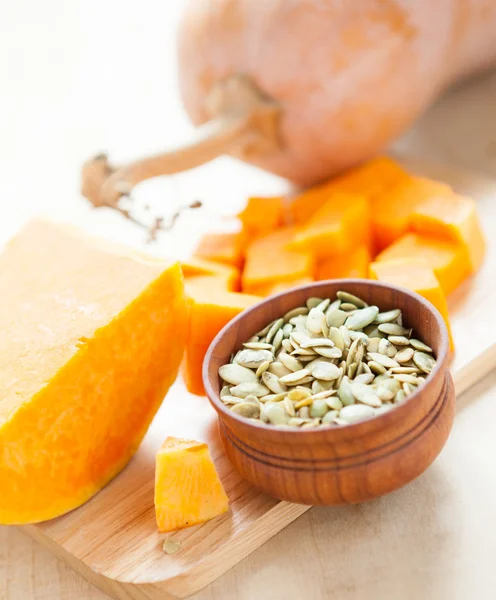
left=181, top=257, right=240, bottom=292
left=238, top=196, right=285, bottom=238
left=0, top=220, right=188, bottom=524
left=371, top=176, right=453, bottom=251
left=316, top=245, right=370, bottom=280
left=410, top=193, right=486, bottom=272
left=375, top=232, right=471, bottom=296
left=242, top=227, right=313, bottom=294
left=155, top=437, right=229, bottom=532
left=182, top=287, right=261, bottom=395
left=251, top=277, right=314, bottom=297
left=289, top=192, right=370, bottom=260
left=289, top=156, right=408, bottom=225
left=369, top=258, right=454, bottom=349
left=194, top=231, right=245, bottom=269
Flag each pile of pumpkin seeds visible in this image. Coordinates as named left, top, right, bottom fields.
left=218, top=291, right=436, bottom=428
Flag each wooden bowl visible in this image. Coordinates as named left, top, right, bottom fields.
left=203, top=280, right=455, bottom=505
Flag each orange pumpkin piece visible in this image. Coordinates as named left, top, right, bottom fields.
left=289, top=192, right=370, bottom=259
left=316, top=245, right=370, bottom=280
left=194, top=231, right=245, bottom=269
left=371, top=176, right=453, bottom=251
left=251, top=277, right=314, bottom=297
left=181, top=257, right=240, bottom=292
left=155, top=437, right=229, bottom=532
left=410, top=193, right=486, bottom=272
left=242, top=227, right=313, bottom=294
left=182, top=287, right=261, bottom=395
left=369, top=258, right=454, bottom=349
left=238, top=196, right=285, bottom=238
left=376, top=232, right=471, bottom=296
left=0, top=220, right=188, bottom=525
left=289, top=157, right=408, bottom=225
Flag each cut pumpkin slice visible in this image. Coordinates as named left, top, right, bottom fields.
left=316, top=245, right=370, bottom=280
left=194, top=231, right=245, bottom=269
left=375, top=232, right=471, bottom=296
left=410, top=193, right=486, bottom=272
left=371, top=176, right=453, bottom=251
left=182, top=287, right=261, bottom=395
left=155, top=437, right=229, bottom=532
left=242, top=227, right=313, bottom=294
left=181, top=257, right=240, bottom=292
left=238, top=196, right=285, bottom=238
left=289, top=192, right=370, bottom=259
left=369, top=258, right=454, bottom=350
left=0, top=220, right=188, bottom=524
left=251, top=277, right=314, bottom=297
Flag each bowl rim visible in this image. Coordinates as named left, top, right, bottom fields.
left=203, top=279, right=450, bottom=436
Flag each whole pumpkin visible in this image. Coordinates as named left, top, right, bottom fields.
left=178, top=0, right=496, bottom=185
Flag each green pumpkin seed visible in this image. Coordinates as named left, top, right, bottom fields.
left=337, top=291, right=368, bottom=308
left=378, top=338, right=397, bottom=358
left=310, top=399, right=328, bottom=418
left=413, top=351, right=436, bottom=374
left=262, top=371, right=288, bottom=394
left=266, top=318, right=284, bottom=344
left=394, top=348, right=414, bottom=364
left=394, top=374, right=419, bottom=384
left=373, top=308, right=401, bottom=324
left=243, top=342, right=273, bottom=350
left=310, top=361, right=340, bottom=381
left=219, top=364, right=258, bottom=385
left=307, top=307, right=326, bottom=334
left=236, top=349, right=274, bottom=369
left=326, top=308, right=348, bottom=327
left=268, top=361, right=292, bottom=378
left=262, top=403, right=289, bottom=425
left=279, top=352, right=304, bottom=372
left=339, top=325, right=351, bottom=348
left=394, top=390, right=407, bottom=404
left=345, top=306, right=379, bottom=330
left=283, top=306, right=309, bottom=322
left=388, top=335, right=410, bottom=346
left=288, top=387, right=312, bottom=401
left=163, top=539, right=181, bottom=555
left=260, top=393, right=286, bottom=403
left=340, top=302, right=358, bottom=312
left=354, top=373, right=374, bottom=385
left=368, top=360, right=386, bottom=374
left=230, top=382, right=270, bottom=398
left=300, top=338, right=335, bottom=349
left=339, top=404, right=375, bottom=423
left=256, top=360, right=272, bottom=377
left=410, top=339, right=433, bottom=353
left=306, top=297, right=324, bottom=309
left=378, top=323, right=412, bottom=337
left=314, top=346, right=343, bottom=359
left=231, top=402, right=261, bottom=418
left=367, top=353, right=400, bottom=368
left=322, top=410, right=339, bottom=424
left=326, top=396, right=343, bottom=410
left=329, top=326, right=344, bottom=351
left=280, top=369, right=311, bottom=385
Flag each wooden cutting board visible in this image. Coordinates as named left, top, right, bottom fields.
left=21, top=163, right=496, bottom=600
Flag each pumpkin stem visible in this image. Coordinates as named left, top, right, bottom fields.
left=81, top=75, right=281, bottom=215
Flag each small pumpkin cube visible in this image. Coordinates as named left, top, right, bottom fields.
left=238, top=196, right=285, bottom=238
left=182, top=258, right=240, bottom=292
left=289, top=156, right=407, bottom=225
left=371, top=176, right=452, bottom=251
left=316, top=245, right=370, bottom=280
left=369, top=258, right=454, bottom=349
left=182, top=287, right=261, bottom=395
left=193, top=231, right=245, bottom=269
left=375, top=232, right=471, bottom=296
left=251, top=277, right=314, bottom=297
left=289, top=192, right=370, bottom=260
left=410, top=193, right=486, bottom=272
left=185, top=274, right=238, bottom=294
left=242, top=227, right=313, bottom=293
left=155, top=437, right=229, bottom=532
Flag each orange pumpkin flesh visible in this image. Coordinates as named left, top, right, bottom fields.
left=375, top=232, right=471, bottom=296
left=0, top=220, right=188, bottom=525
left=316, top=245, right=370, bottom=281
left=194, top=231, right=245, bottom=269
left=155, top=437, right=229, bottom=532
left=369, top=258, right=454, bottom=349
left=238, top=196, right=285, bottom=238
left=181, top=257, right=240, bottom=291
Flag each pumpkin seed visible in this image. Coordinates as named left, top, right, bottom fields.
left=326, top=308, right=348, bottom=327
left=316, top=298, right=331, bottom=312
left=413, top=351, right=436, bottom=374
left=395, top=390, right=407, bottom=404
left=388, top=335, right=410, bottom=346
left=340, top=302, right=358, bottom=312
left=338, top=377, right=355, bottom=406
left=279, top=352, right=304, bottom=372
left=347, top=362, right=358, bottom=379
left=261, top=393, right=286, bottom=403
left=394, top=374, right=419, bottom=384
left=376, top=378, right=401, bottom=401
left=231, top=402, right=261, bottom=418
left=378, top=323, right=412, bottom=336
left=281, top=338, right=293, bottom=353
left=345, top=306, right=379, bottom=330
left=410, top=339, right=433, bottom=353
left=354, top=373, right=375, bottom=385
left=368, top=360, right=386, bottom=374
left=375, top=404, right=394, bottom=415
left=280, top=369, right=311, bottom=385
left=322, top=410, right=339, bottom=424
left=307, top=307, right=326, bottom=334
left=367, top=337, right=381, bottom=353
left=403, top=382, right=417, bottom=395
left=282, top=323, right=294, bottom=337
left=220, top=385, right=231, bottom=398
left=243, top=342, right=274, bottom=350
left=339, top=404, right=375, bottom=423
left=256, top=360, right=272, bottom=377
left=219, top=364, right=258, bottom=385
left=288, top=387, right=312, bottom=401
left=263, top=403, right=289, bottom=425
left=283, top=306, right=309, bottom=322
left=300, top=337, right=335, bottom=349
left=378, top=338, right=397, bottom=358
left=262, top=371, right=288, bottom=394
left=230, top=382, right=270, bottom=398
left=306, top=297, right=323, bottom=309
left=310, top=399, right=328, bottom=418
left=298, top=406, right=310, bottom=419
left=163, top=539, right=181, bottom=555
left=314, top=346, right=343, bottom=359
left=236, top=349, right=274, bottom=369
left=284, top=397, right=296, bottom=417
left=288, top=417, right=306, bottom=426
left=394, top=348, right=414, bottom=364
left=266, top=318, right=284, bottom=344
left=339, top=325, right=351, bottom=348
left=367, top=353, right=400, bottom=368
left=326, top=396, right=344, bottom=410
left=337, top=291, right=368, bottom=308
left=268, top=361, right=293, bottom=378
left=373, top=308, right=401, bottom=324
left=256, top=321, right=275, bottom=338
left=312, top=379, right=334, bottom=394
left=351, top=382, right=381, bottom=407
left=329, top=326, right=344, bottom=351
left=221, top=395, right=245, bottom=405
left=390, top=366, right=421, bottom=374
left=301, top=420, right=320, bottom=429
left=311, top=389, right=338, bottom=400
left=272, top=328, right=284, bottom=352
left=310, top=361, right=340, bottom=381
left=294, top=397, right=313, bottom=410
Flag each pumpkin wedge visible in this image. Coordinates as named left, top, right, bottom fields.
left=238, top=196, right=285, bottom=238
left=0, top=220, right=188, bottom=525
left=375, top=232, right=471, bottom=296
left=410, top=193, right=486, bottom=272
left=194, top=231, right=245, bottom=269
left=369, top=258, right=454, bottom=349
left=316, top=245, right=370, bottom=281
left=181, top=257, right=240, bottom=292
left=155, top=437, right=229, bottom=532
left=182, top=286, right=261, bottom=395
